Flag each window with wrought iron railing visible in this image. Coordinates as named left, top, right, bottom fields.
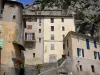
left=25, top=33, right=35, bottom=40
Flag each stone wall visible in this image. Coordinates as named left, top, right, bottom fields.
left=39, top=57, right=100, bottom=75
left=25, top=62, right=57, bottom=75
left=0, top=64, right=10, bottom=75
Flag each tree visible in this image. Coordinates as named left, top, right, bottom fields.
left=35, top=0, right=100, bottom=39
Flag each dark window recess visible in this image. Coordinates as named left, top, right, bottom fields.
left=80, top=65, right=83, bottom=71
left=51, top=44, right=55, bottom=50
left=94, top=41, right=97, bottom=48
left=27, top=25, right=32, bottom=29
left=51, top=34, right=54, bottom=40
left=94, top=51, right=97, bottom=59
left=13, top=15, right=16, bottom=19
left=86, top=39, right=90, bottom=50
left=39, top=38, right=41, bottom=43
left=98, top=52, right=100, bottom=60
left=61, top=18, right=64, bottom=22
left=63, top=44, right=65, bottom=49
left=38, top=12, right=41, bottom=15
left=91, top=65, right=95, bottom=72
left=39, top=18, right=41, bottom=23
left=68, top=51, right=69, bottom=56
left=37, top=7, right=39, bottom=10
left=67, top=39, right=68, bottom=47
left=39, top=29, right=41, bottom=33
left=82, top=49, right=84, bottom=57
left=62, top=27, right=65, bottom=31
left=32, top=18, right=37, bottom=22
left=51, top=18, right=54, bottom=23
left=77, top=48, right=81, bottom=57
left=33, top=53, right=35, bottom=58
left=51, top=26, right=54, bottom=31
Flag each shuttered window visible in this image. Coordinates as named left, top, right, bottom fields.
left=77, top=48, right=81, bottom=57
left=82, top=49, right=84, bottom=57
left=77, top=48, right=84, bottom=57
left=94, top=51, right=97, bottom=59
left=94, top=41, right=97, bottom=48
left=86, top=39, right=90, bottom=50
left=98, top=52, right=100, bottom=60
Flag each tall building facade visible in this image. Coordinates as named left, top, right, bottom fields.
left=0, top=1, right=26, bottom=75
left=63, top=31, right=100, bottom=75
left=23, top=12, right=75, bottom=65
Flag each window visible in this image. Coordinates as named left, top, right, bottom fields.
left=62, top=27, right=65, bottom=31
left=94, top=41, right=97, bottom=48
left=68, top=51, right=69, bottom=56
left=51, top=18, right=54, bottom=23
left=62, top=35, right=65, bottom=39
left=39, top=18, right=41, bottom=23
left=13, top=15, right=16, bottom=19
left=67, top=39, right=68, bottom=47
left=33, top=53, right=35, bottom=58
left=51, top=34, right=54, bottom=40
left=25, top=33, right=34, bottom=40
left=86, top=39, right=90, bottom=50
left=94, top=51, right=100, bottom=59
left=51, top=44, right=55, bottom=50
left=82, top=49, right=84, bottom=57
left=80, top=65, right=83, bottom=71
left=39, top=38, right=41, bottom=43
left=51, top=26, right=54, bottom=31
left=98, top=52, right=100, bottom=60
left=61, top=18, right=64, bottom=22
left=38, top=12, right=41, bottom=15
left=32, top=18, right=37, bottom=22
left=39, top=29, right=41, bottom=33
left=77, top=48, right=84, bottom=57
left=94, top=51, right=97, bottom=59
left=0, top=24, right=2, bottom=33
left=27, top=25, right=32, bottom=29
left=91, top=65, right=95, bottom=72
left=63, top=44, right=65, bottom=49
left=49, top=54, right=57, bottom=62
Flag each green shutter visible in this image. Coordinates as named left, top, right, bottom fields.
left=0, top=38, right=4, bottom=48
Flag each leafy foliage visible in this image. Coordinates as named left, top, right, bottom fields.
left=35, top=0, right=100, bottom=38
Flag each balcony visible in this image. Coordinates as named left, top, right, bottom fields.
left=25, top=33, right=36, bottom=42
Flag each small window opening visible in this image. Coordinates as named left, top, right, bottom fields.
left=33, top=53, right=35, bottom=58
left=91, top=65, right=95, bottom=72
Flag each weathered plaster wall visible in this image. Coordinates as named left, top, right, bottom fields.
left=0, top=21, right=24, bottom=75
left=43, top=17, right=75, bottom=63
left=24, top=17, right=44, bottom=65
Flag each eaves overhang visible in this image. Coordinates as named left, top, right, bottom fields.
left=13, top=41, right=26, bottom=51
